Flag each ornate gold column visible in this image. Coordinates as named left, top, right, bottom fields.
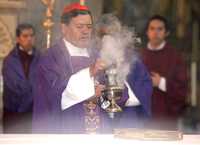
left=42, top=0, right=55, bottom=48
left=112, top=0, right=124, bottom=17
left=0, top=0, right=27, bottom=58
left=176, top=0, right=191, bottom=39
left=191, top=21, right=199, bottom=107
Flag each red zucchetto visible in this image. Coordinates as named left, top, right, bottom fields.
left=62, top=3, right=89, bottom=14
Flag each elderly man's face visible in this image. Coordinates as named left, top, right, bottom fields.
left=62, top=14, right=93, bottom=48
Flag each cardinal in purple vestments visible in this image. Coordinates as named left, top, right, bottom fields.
left=32, top=3, right=152, bottom=133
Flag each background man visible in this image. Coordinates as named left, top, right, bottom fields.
left=3, top=23, right=40, bottom=133
left=141, top=15, right=188, bottom=130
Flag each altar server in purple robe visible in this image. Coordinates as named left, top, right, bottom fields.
left=2, top=24, right=40, bottom=133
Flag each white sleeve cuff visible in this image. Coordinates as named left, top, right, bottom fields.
left=158, top=77, right=167, bottom=92
left=124, top=81, right=140, bottom=107
left=61, top=67, right=95, bottom=110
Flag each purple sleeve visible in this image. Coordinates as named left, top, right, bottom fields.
left=125, top=60, right=153, bottom=117
left=3, top=60, right=32, bottom=112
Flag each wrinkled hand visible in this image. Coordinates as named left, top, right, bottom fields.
left=151, top=72, right=161, bottom=87
left=90, top=59, right=106, bottom=76
left=95, top=84, right=105, bottom=97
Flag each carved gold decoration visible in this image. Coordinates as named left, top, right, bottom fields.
left=0, top=0, right=26, bottom=9
left=176, top=0, right=190, bottom=39
left=84, top=100, right=100, bottom=134
left=0, top=19, right=13, bottom=58
left=41, top=0, right=55, bottom=48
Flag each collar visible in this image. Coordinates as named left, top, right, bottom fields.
left=147, top=41, right=166, bottom=51
left=19, top=46, right=33, bottom=55
left=63, top=39, right=89, bottom=57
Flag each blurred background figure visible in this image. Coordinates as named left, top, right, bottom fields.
left=141, top=15, right=188, bottom=130
left=2, top=24, right=40, bottom=133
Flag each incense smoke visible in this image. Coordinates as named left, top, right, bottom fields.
left=95, top=14, right=140, bottom=87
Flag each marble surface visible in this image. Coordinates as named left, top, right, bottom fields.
left=0, top=134, right=199, bottom=145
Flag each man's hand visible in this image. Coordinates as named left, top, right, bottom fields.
left=95, top=84, right=105, bottom=97
left=90, top=59, right=106, bottom=76
left=151, top=72, right=161, bottom=87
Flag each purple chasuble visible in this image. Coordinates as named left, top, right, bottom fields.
left=32, top=40, right=111, bottom=133
left=32, top=39, right=152, bottom=133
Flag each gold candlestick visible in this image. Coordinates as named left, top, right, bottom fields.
left=80, top=0, right=85, bottom=6
left=42, top=0, right=55, bottom=48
